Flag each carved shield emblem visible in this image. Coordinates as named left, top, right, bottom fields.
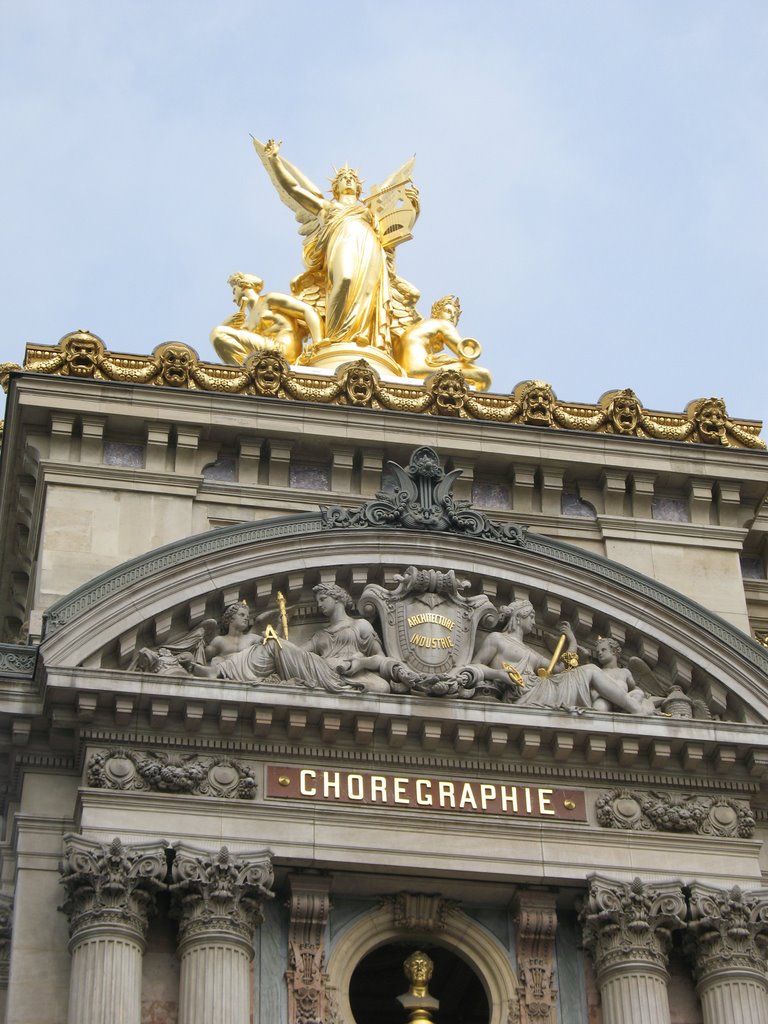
left=360, top=566, right=496, bottom=676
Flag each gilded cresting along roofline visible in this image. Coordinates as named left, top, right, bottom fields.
left=41, top=446, right=768, bottom=679
left=1, top=332, right=765, bottom=449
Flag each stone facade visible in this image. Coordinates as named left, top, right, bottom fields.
left=0, top=368, right=767, bottom=1022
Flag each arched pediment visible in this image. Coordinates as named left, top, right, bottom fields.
left=40, top=448, right=768, bottom=726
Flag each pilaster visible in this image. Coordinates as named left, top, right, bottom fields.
left=686, top=883, right=768, bottom=1024
left=286, top=874, right=332, bottom=1024
left=513, top=889, right=557, bottom=1024
left=59, top=835, right=168, bottom=1024
left=170, top=843, right=274, bottom=1024
left=580, top=875, right=685, bottom=1024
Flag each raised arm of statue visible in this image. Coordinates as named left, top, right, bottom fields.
left=252, top=137, right=325, bottom=219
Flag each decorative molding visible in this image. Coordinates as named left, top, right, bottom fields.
left=383, top=892, right=459, bottom=932
left=170, top=843, right=274, bottom=953
left=595, top=789, right=755, bottom=838
left=0, top=644, right=37, bottom=678
left=686, top=883, right=768, bottom=983
left=59, top=835, right=168, bottom=946
left=17, top=336, right=766, bottom=447
left=513, top=890, right=557, bottom=1024
left=321, top=446, right=527, bottom=547
left=286, top=874, right=331, bottom=1024
left=580, top=875, right=686, bottom=978
left=86, top=749, right=257, bottom=799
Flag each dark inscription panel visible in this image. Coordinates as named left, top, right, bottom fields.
left=266, top=765, right=586, bottom=822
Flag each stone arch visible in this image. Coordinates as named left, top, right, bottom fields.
left=326, top=901, right=519, bottom=1024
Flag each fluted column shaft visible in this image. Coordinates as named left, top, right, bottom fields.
left=67, top=928, right=144, bottom=1024
left=687, top=883, right=768, bottom=1024
left=178, top=932, right=253, bottom=1024
left=171, top=843, right=274, bottom=1024
left=580, top=875, right=686, bottom=1024
left=597, top=959, right=672, bottom=1022
left=59, top=835, right=168, bottom=1024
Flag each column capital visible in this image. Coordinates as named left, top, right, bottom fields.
left=580, top=875, right=685, bottom=981
left=59, top=835, right=168, bottom=949
left=687, top=883, right=768, bottom=983
left=170, top=844, right=274, bottom=955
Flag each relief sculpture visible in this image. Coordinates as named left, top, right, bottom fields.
left=133, top=571, right=703, bottom=717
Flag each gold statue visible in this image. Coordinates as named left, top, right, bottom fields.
left=394, top=295, right=491, bottom=390
left=210, top=272, right=322, bottom=365
left=397, top=950, right=439, bottom=1024
left=252, top=137, right=419, bottom=373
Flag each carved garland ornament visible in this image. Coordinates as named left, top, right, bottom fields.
left=86, top=748, right=257, bottom=799
left=6, top=334, right=764, bottom=448
left=595, top=788, right=755, bottom=838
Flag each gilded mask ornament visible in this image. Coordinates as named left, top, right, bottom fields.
left=692, top=398, right=728, bottom=444
left=248, top=351, right=287, bottom=396
left=342, top=360, right=376, bottom=406
left=605, top=388, right=641, bottom=435
left=519, top=380, right=555, bottom=426
left=154, top=343, right=196, bottom=387
left=430, top=369, right=468, bottom=415
left=61, top=331, right=105, bottom=378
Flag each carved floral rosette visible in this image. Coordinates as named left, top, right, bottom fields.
left=86, top=749, right=257, bottom=799
left=595, top=788, right=755, bottom=838
left=170, top=844, right=274, bottom=952
left=59, top=835, right=168, bottom=946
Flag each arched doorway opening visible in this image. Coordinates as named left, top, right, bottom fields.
left=349, top=943, right=489, bottom=1024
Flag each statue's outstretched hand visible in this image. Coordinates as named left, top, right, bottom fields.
left=264, top=138, right=281, bottom=156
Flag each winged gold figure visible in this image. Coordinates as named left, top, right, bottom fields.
left=252, top=137, right=419, bottom=357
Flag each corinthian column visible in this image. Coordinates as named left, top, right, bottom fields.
left=171, top=843, right=274, bottom=1024
left=580, top=875, right=685, bottom=1024
left=59, top=835, right=168, bottom=1024
left=687, top=883, right=768, bottom=1024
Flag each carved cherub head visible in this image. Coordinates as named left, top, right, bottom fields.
left=430, top=369, right=468, bottom=415
left=248, top=351, right=288, bottom=396
left=516, top=380, right=555, bottom=426
left=331, top=164, right=363, bottom=201
left=594, top=636, right=622, bottom=666
left=342, top=360, right=376, bottom=406
left=60, top=331, right=105, bottom=378
left=154, top=342, right=196, bottom=387
left=431, top=295, right=461, bottom=325
left=602, top=388, right=641, bottom=435
left=690, top=397, right=728, bottom=444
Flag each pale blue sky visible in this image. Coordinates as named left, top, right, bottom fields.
left=2, top=1, right=766, bottom=421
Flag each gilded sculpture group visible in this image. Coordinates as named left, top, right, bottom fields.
left=209, top=138, right=492, bottom=389
left=136, top=576, right=692, bottom=718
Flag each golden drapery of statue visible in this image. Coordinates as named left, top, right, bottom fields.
left=209, top=138, right=491, bottom=389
